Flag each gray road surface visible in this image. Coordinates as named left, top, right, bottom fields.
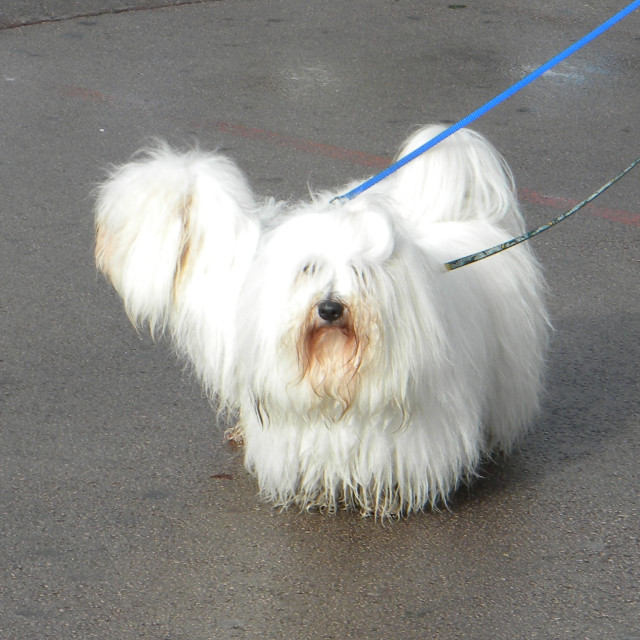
left=1, top=1, right=639, bottom=638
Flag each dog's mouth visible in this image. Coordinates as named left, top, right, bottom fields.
left=298, top=299, right=362, bottom=409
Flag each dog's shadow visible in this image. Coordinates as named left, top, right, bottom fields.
left=452, top=310, right=639, bottom=509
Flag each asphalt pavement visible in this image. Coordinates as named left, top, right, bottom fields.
left=1, top=1, right=639, bottom=638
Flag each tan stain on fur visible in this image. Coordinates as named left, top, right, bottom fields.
left=297, top=303, right=372, bottom=410
left=94, top=223, right=112, bottom=276
left=172, top=194, right=194, bottom=299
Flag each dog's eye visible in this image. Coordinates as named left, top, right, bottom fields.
left=302, top=263, right=317, bottom=276
left=351, top=264, right=372, bottom=289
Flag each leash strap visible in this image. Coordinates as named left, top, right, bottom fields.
left=333, top=0, right=640, bottom=203
left=444, top=156, right=640, bottom=271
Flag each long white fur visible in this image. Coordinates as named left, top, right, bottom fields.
left=95, top=125, right=550, bottom=518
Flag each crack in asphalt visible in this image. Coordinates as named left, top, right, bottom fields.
left=0, top=0, right=220, bottom=31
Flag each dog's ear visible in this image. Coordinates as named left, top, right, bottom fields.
left=381, top=125, right=524, bottom=236
left=95, top=145, right=260, bottom=398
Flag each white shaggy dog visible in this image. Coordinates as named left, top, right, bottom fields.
left=95, top=125, right=549, bottom=518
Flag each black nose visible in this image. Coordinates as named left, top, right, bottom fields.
left=317, top=300, right=344, bottom=323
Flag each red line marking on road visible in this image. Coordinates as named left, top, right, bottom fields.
left=190, top=121, right=640, bottom=227
left=62, top=85, right=113, bottom=103
left=193, top=119, right=390, bottom=169
left=519, top=188, right=640, bottom=228
left=64, top=86, right=639, bottom=226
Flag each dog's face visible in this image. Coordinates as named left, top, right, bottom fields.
left=237, top=200, right=392, bottom=410
left=292, top=253, right=380, bottom=412
left=237, top=197, right=443, bottom=419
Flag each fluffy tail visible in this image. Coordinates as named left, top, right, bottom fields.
left=384, top=125, right=524, bottom=235
left=95, top=144, right=260, bottom=399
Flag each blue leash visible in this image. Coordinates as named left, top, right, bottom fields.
left=333, top=0, right=640, bottom=203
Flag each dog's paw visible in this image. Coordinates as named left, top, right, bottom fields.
left=224, top=424, right=245, bottom=446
